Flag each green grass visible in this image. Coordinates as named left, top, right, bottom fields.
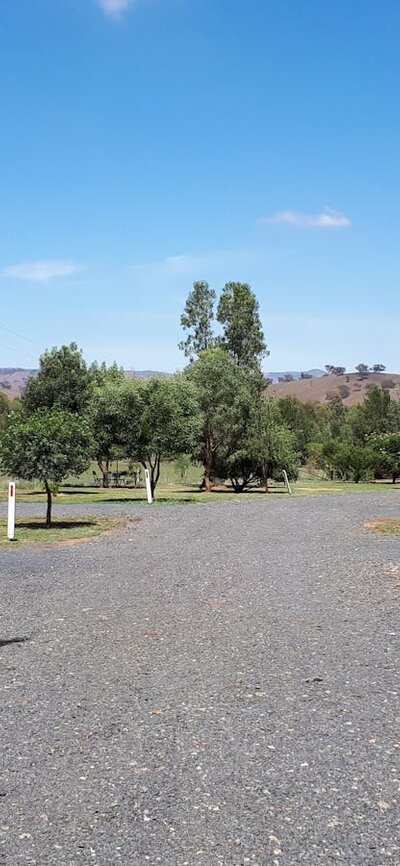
left=0, top=477, right=398, bottom=507
left=0, top=460, right=398, bottom=507
left=0, top=516, right=133, bottom=548
left=365, top=519, right=400, bottom=536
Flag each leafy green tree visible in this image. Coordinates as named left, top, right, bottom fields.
left=217, top=282, right=268, bottom=370
left=251, top=401, right=299, bottom=490
left=369, top=433, right=400, bottom=483
left=349, top=386, right=392, bottom=443
left=89, top=379, right=132, bottom=487
left=89, top=360, right=125, bottom=386
left=23, top=343, right=93, bottom=415
left=276, top=396, right=323, bottom=463
left=0, top=411, right=93, bottom=526
left=215, top=399, right=299, bottom=492
left=0, top=393, right=10, bottom=430
left=371, top=364, right=386, bottom=373
left=179, top=281, right=216, bottom=361
left=355, top=363, right=369, bottom=380
left=387, top=398, right=400, bottom=432
left=124, top=376, right=201, bottom=498
left=210, top=386, right=263, bottom=492
left=325, top=365, right=346, bottom=376
left=186, top=348, right=261, bottom=491
left=317, top=441, right=377, bottom=483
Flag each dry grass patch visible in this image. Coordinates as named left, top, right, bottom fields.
left=365, top=519, right=400, bottom=536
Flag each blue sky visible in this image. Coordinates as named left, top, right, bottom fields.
left=0, top=0, right=399, bottom=373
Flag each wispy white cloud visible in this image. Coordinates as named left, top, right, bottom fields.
left=2, top=260, right=85, bottom=283
left=257, top=207, right=351, bottom=229
left=129, top=249, right=267, bottom=283
left=97, top=0, right=134, bottom=17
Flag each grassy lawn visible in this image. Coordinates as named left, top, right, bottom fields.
left=365, top=519, right=400, bottom=536
left=0, top=477, right=398, bottom=507
left=0, top=516, right=133, bottom=548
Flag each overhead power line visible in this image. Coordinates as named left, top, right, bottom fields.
left=0, top=324, right=40, bottom=346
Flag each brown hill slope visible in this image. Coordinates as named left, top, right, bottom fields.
left=266, top=372, right=400, bottom=405
left=1, top=368, right=400, bottom=405
left=0, top=368, right=170, bottom=399
left=0, top=369, right=35, bottom=399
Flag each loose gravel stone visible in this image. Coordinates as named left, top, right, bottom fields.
left=0, top=493, right=399, bottom=865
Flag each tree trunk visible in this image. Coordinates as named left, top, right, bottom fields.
left=392, top=473, right=397, bottom=484
left=150, top=454, right=161, bottom=499
left=44, top=479, right=52, bottom=528
left=231, top=478, right=247, bottom=493
left=97, top=459, right=110, bottom=488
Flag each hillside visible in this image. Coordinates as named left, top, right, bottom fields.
left=0, top=368, right=36, bottom=399
left=266, top=372, right=400, bottom=405
left=266, top=368, right=325, bottom=383
left=0, top=368, right=168, bottom=399
left=1, top=367, right=399, bottom=406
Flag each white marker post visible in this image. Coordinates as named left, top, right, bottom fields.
left=7, top=481, right=16, bottom=540
left=144, top=468, right=153, bottom=504
left=282, top=470, right=292, bottom=495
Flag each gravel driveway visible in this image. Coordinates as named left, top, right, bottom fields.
left=0, top=493, right=399, bottom=865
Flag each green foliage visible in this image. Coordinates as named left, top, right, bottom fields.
left=179, top=281, right=216, bottom=360
left=89, top=360, right=125, bottom=386
left=369, top=432, right=400, bottom=483
left=349, top=386, right=392, bottom=442
left=251, top=400, right=299, bottom=483
left=217, top=282, right=268, bottom=370
left=22, top=342, right=93, bottom=414
left=355, top=363, right=369, bottom=380
left=123, top=376, right=201, bottom=497
left=276, top=396, right=325, bottom=462
left=0, top=410, right=93, bottom=524
left=186, top=348, right=261, bottom=489
left=0, top=393, right=10, bottom=430
left=215, top=399, right=298, bottom=492
left=316, top=441, right=377, bottom=483
left=187, top=351, right=297, bottom=491
left=89, top=379, right=133, bottom=486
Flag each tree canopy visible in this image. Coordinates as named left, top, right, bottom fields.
left=217, top=281, right=268, bottom=369
left=186, top=347, right=264, bottom=490
left=123, top=375, right=201, bottom=497
left=179, top=281, right=216, bottom=361
left=0, top=410, right=93, bottom=525
left=22, top=342, right=93, bottom=414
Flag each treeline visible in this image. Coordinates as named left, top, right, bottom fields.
left=277, top=389, right=400, bottom=484
left=0, top=280, right=398, bottom=524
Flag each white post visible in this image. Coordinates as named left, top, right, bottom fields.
left=144, top=468, right=153, bottom=504
left=7, top=481, right=16, bottom=540
left=282, top=470, right=292, bottom=495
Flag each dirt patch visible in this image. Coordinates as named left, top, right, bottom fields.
left=365, top=519, right=400, bottom=537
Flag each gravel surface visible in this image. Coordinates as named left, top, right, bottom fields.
left=0, top=493, right=399, bottom=865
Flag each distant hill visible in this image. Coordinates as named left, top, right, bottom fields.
left=266, top=371, right=400, bottom=405
left=0, top=368, right=37, bottom=398
left=124, top=370, right=170, bottom=379
left=0, top=368, right=169, bottom=398
left=266, top=369, right=325, bottom=383
left=1, top=366, right=399, bottom=406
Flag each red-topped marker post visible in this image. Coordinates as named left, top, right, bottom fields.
left=7, top=481, right=16, bottom=541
